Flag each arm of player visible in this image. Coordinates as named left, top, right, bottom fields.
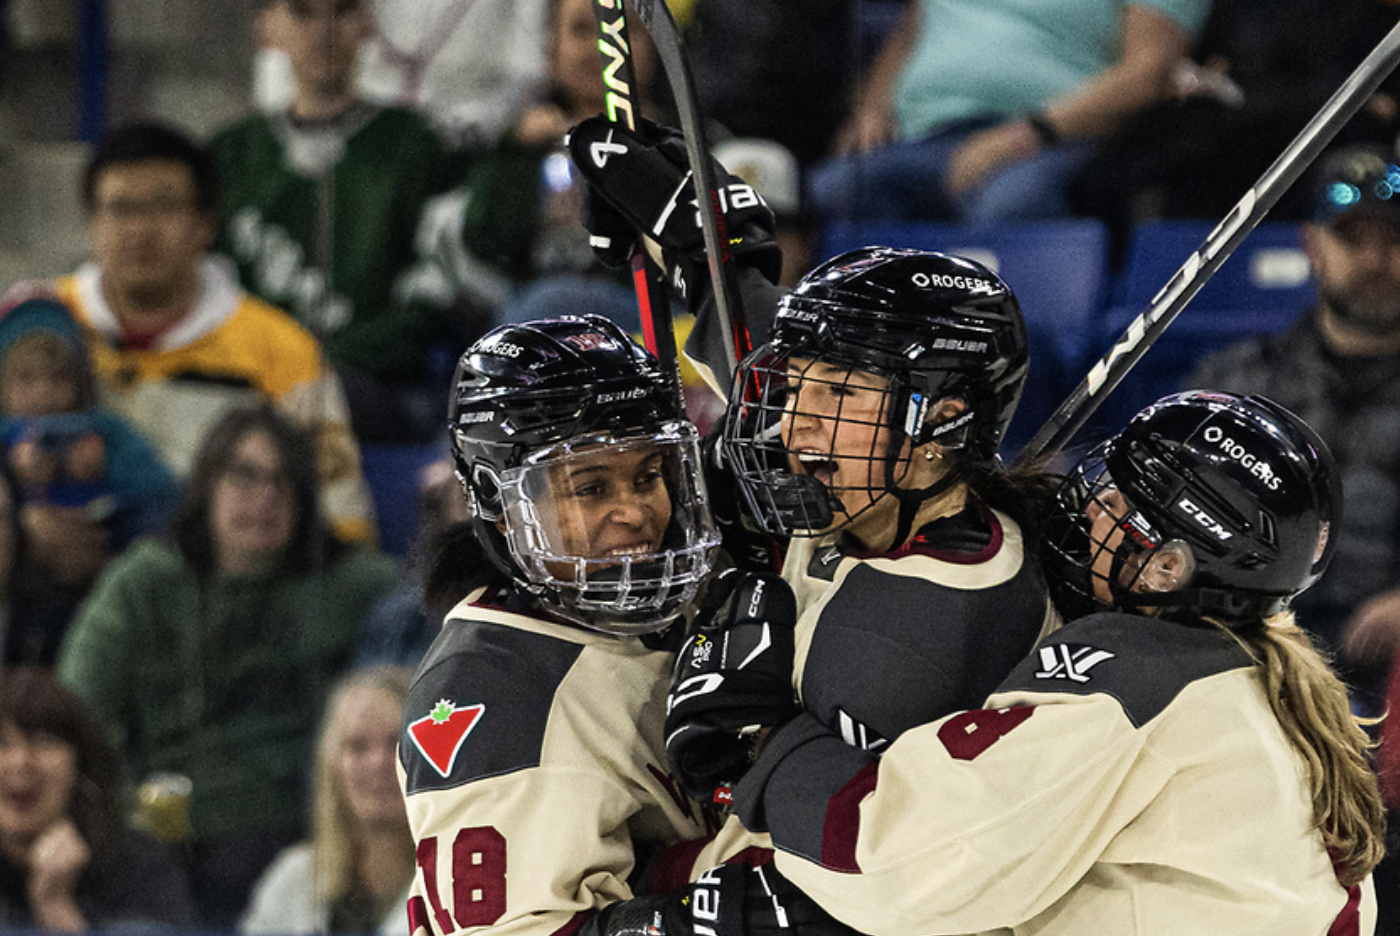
left=402, top=754, right=648, bottom=936
left=666, top=570, right=801, bottom=806
left=729, top=696, right=1165, bottom=936
left=400, top=621, right=702, bottom=936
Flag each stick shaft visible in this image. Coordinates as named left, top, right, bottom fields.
left=591, top=0, right=683, bottom=396
left=1014, top=17, right=1400, bottom=467
left=629, top=0, right=752, bottom=379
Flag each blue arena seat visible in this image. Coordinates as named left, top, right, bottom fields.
left=816, top=218, right=1113, bottom=457
left=1112, top=219, right=1314, bottom=312
left=360, top=441, right=448, bottom=558
left=1082, top=302, right=1299, bottom=444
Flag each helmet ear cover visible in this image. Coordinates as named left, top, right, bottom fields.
left=459, top=458, right=506, bottom=521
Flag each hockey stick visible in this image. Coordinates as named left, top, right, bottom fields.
left=1013, top=17, right=1400, bottom=468
left=625, top=0, right=753, bottom=381
left=591, top=0, right=684, bottom=401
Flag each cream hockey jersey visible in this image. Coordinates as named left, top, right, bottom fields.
left=681, top=504, right=1060, bottom=878
left=732, top=612, right=1376, bottom=936
left=398, top=590, right=711, bottom=936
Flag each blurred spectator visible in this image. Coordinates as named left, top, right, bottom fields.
left=254, top=0, right=550, bottom=146
left=806, top=0, right=1211, bottom=225
left=463, top=0, right=665, bottom=336
left=0, top=667, right=195, bottom=932
left=212, top=0, right=482, bottom=445
left=1186, top=144, right=1400, bottom=714
left=0, top=283, right=178, bottom=603
left=358, top=0, right=550, bottom=145
left=53, top=119, right=377, bottom=545
left=354, top=459, right=478, bottom=670
left=1071, top=0, right=1400, bottom=233
left=241, top=665, right=415, bottom=936
left=684, top=0, right=856, bottom=167
left=56, top=404, right=400, bottom=928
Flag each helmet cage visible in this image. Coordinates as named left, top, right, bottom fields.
left=496, top=422, right=719, bottom=635
left=1042, top=443, right=1197, bottom=621
left=1043, top=392, right=1341, bottom=625
left=723, top=346, right=927, bottom=536
left=721, top=246, right=1029, bottom=538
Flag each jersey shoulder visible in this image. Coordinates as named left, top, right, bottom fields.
left=996, top=612, right=1255, bottom=728
left=400, top=611, right=584, bottom=794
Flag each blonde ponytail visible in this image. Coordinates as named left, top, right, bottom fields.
left=1233, top=613, right=1386, bottom=886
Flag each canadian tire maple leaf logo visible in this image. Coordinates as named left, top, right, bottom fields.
left=408, top=698, right=485, bottom=778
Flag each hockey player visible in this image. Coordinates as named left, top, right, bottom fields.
left=566, top=115, right=1063, bottom=864
left=398, top=315, right=847, bottom=936
left=664, top=246, right=1063, bottom=806
left=722, top=391, right=1386, bottom=935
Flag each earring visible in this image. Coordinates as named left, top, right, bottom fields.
left=924, top=448, right=941, bottom=462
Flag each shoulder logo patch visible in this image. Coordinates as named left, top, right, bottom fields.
left=408, top=699, right=485, bottom=778
left=1034, top=644, right=1116, bottom=684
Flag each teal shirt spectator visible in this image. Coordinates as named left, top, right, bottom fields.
left=895, top=0, right=1213, bottom=139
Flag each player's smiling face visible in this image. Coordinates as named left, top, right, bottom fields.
left=540, top=443, right=673, bottom=568
left=781, top=358, right=909, bottom=539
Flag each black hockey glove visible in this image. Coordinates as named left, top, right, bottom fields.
left=567, top=115, right=783, bottom=304
left=586, top=864, right=858, bottom=936
left=667, top=569, right=800, bottom=805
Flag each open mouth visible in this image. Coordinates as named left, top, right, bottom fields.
left=795, top=451, right=838, bottom=487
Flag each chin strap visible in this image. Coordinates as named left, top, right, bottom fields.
left=883, top=452, right=966, bottom=552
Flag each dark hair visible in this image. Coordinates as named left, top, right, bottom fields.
left=0, top=667, right=126, bottom=852
left=82, top=120, right=220, bottom=214
left=171, top=404, right=340, bottom=576
left=967, top=459, right=1062, bottom=547
left=422, top=521, right=502, bottom=621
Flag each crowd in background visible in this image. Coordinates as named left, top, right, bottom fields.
left=4, top=0, right=1400, bottom=932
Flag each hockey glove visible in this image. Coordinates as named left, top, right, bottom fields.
left=567, top=115, right=783, bottom=303
left=586, top=864, right=858, bottom=936
left=667, top=569, right=800, bottom=804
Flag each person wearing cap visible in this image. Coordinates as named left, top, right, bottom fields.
left=1187, top=144, right=1400, bottom=716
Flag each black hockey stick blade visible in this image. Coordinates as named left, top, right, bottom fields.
left=1013, top=17, right=1400, bottom=469
left=590, top=0, right=684, bottom=404
left=628, top=0, right=752, bottom=381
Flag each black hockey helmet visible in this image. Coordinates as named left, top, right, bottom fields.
left=449, top=315, right=719, bottom=634
left=723, top=246, right=1029, bottom=537
left=1042, top=390, right=1341, bottom=624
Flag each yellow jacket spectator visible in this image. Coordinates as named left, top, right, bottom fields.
left=58, top=120, right=375, bottom=544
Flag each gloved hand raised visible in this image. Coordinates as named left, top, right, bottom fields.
left=567, top=115, right=783, bottom=302
left=666, top=568, right=800, bottom=805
